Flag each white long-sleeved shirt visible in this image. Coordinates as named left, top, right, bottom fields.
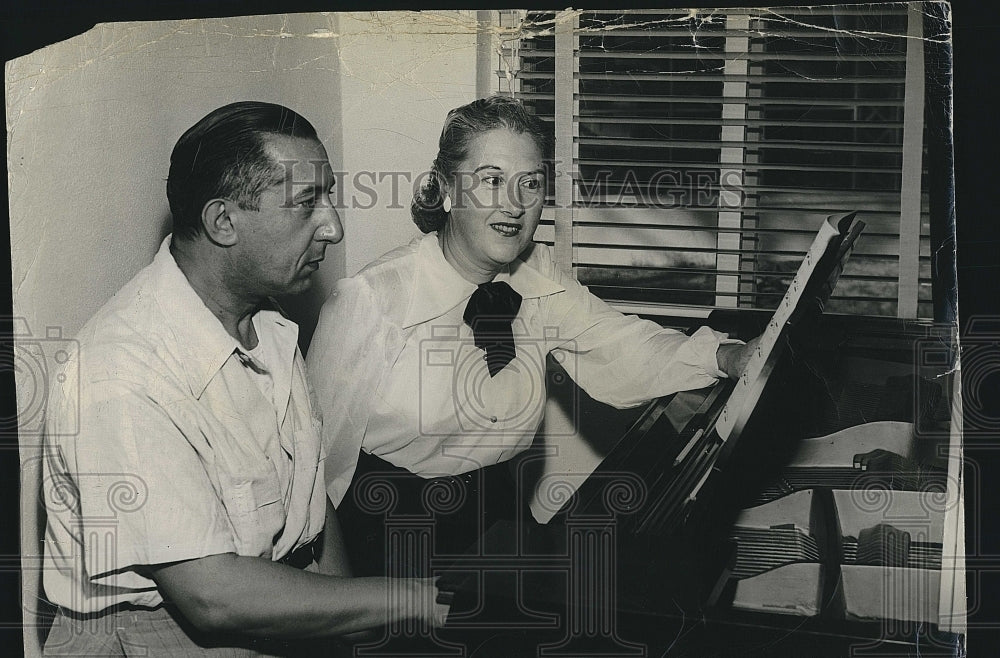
left=307, top=233, right=730, bottom=507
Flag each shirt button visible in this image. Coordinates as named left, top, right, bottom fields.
left=490, top=416, right=498, bottom=423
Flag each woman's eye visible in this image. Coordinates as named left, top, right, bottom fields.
left=521, top=178, right=542, bottom=190
left=482, top=176, right=503, bottom=188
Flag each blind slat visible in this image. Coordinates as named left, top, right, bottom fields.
left=579, top=117, right=905, bottom=129
left=513, top=71, right=905, bottom=84
left=577, top=159, right=904, bottom=174
left=506, top=90, right=906, bottom=107
left=568, top=183, right=914, bottom=197
left=566, top=222, right=915, bottom=240
left=569, top=7, right=907, bottom=16
left=524, top=50, right=907, bottom=62
left=567, top=29, right=906, bottom=38
left=577, top=263, right=919, bottom=284
left=578, top=137, right=903, bottom=154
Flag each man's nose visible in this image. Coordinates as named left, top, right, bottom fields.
left=315, top=206, right=344, bottom=244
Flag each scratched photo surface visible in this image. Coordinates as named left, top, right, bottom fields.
left=8, top=5, right=969, bottom=657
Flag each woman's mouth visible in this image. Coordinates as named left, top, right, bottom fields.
left=490, top=222, right=522, bottom=237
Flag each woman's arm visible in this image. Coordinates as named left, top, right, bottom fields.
left=526, top=244, right=736, bottom=407
left=306, top=277, right=392, bottom=507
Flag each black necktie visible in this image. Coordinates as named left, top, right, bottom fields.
left=463, top=281, right=522, bottom=377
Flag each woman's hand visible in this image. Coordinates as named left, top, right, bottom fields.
left=716, top=336, right=761, bottom=380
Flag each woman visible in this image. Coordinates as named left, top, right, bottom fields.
left=307, top=96, right=751, bottom=577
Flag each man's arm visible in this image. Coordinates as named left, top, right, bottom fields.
left=147, top=553, right=447, bottom=638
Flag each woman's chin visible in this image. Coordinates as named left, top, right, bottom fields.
left=488, top=241, right=528, bottom=265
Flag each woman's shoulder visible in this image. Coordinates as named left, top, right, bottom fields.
left=331, top=237, right=424, bottom=322
left=356, top=237, right=422, bottom=281
left=342, top=237, right=418, bottom=295
left=517, top=241, right=560, bottom=279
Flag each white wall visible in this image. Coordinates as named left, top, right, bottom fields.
left=7, top=13, right=351, bottom=342
left=6, top=9, right=483, bottom=341
left=334, top=12, right=480, bottom=275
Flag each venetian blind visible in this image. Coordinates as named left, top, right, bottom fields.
left=495, top=5, right=932, bottom=319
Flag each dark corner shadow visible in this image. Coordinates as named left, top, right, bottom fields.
left=279, top=285, right=328, bottom=356
left=517, top=355, right=646, bottom=511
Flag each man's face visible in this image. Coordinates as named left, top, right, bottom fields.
left=229, top=135, right=343, bottom=297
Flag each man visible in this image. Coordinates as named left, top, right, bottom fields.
left=41, top=102, right=447, bottom=656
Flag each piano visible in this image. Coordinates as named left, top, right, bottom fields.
left=374, top=213, right=967, bottom=657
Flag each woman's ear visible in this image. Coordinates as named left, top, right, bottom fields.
left=200, top=198, right=239, bottom=246
left=437, top=172, right=452, bottom=202
left=438, top=172, right=458, bottom=214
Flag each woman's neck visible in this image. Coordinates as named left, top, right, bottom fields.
left=438, top=226, right=499, bottom=285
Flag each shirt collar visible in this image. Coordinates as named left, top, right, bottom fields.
left=401, top=233, right=565, bottom=329
left=149, top=235, right=299, bottom=398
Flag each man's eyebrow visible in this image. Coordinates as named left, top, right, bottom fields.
left=267, top=169, right=288, bottom=186
left=290, top=183, right=334, bottom=199
left=269, top=165, right=336, bottom=192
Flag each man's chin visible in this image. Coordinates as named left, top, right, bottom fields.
left=281, top=276, right=315, bottom=296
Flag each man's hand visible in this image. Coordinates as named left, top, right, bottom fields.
left=716, top=336, right=761, bottom=380
left=415, top=578, right=453, bottom=629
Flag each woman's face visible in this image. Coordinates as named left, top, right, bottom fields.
left=440, top=128, right=546, bottom=283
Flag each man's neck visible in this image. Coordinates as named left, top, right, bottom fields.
left=171, top=238, right=260, bottom=349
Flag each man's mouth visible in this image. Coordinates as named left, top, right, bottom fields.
left=490, top=222, right=522, bottom=237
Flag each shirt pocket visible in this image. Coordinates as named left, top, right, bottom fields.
left=218, top=469, right=285, bottom=557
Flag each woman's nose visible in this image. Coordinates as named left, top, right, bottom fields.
left=502, top=183, right=526, bottom=218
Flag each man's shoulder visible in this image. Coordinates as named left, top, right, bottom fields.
left=79, top=261, right=157, bottom=334
left=73, top=262, right=173, bottom=378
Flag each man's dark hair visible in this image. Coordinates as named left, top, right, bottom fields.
left=167, top=101, right=319, bottom=240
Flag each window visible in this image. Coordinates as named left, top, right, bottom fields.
left=494, top=6, right=936, bottom=319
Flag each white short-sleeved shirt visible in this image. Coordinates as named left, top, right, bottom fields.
left=307, top=233, right=731, bottom=507
left=42, top=236, right=327, bottom=614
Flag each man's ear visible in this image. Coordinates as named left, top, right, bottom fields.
left=200, top=198, right=239, bottom=246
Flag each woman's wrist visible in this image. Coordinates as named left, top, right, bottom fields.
left=716, top=336, right=760, bottom=380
